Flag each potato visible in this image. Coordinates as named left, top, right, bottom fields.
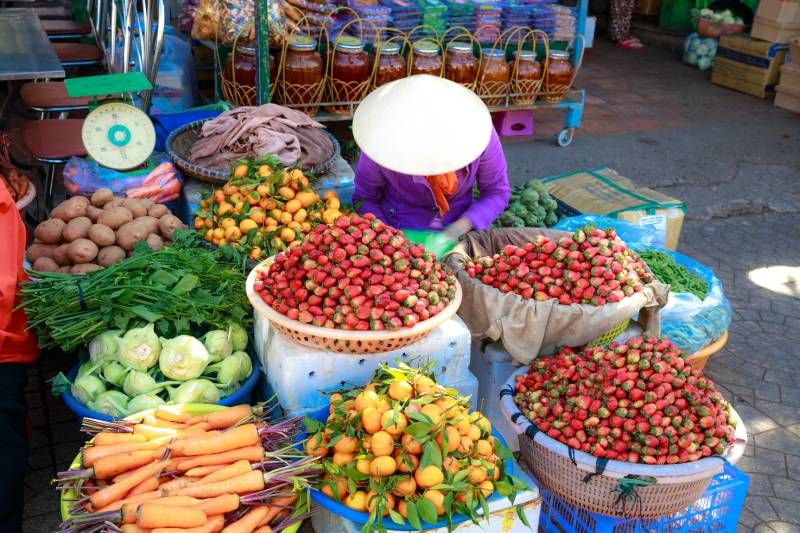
left=136, top=216, right=160, bottom=235
left=122, top=198, right=147, bottom=218
left=158, top=214, right=186, bottom=240
left=97, top=246, right=126, bottom=267
left=145, top=233, right=164, bottom=251
left=51, top=196, right=89, bottom=221
left=67, top=238, right=99, bottom=264
left=52, top=244, right=73, bottom=266
left=116, top=220, right=150, bottom=251
left=147, top=203, right=170, bottom=218
left=27, top=243, right=57, bottom=263
left=140, top=198, right=154, bottom=210
left=104, top=197, right=126, bottom=209
left=32, top=256, right=59, bottom=273
left=34, top=218, right=66, bottom=244
left=62, top=216, right=92, bottom=242
left=90, top=188, right=114, bottom=207
left=86, top=205, right=103, bottom=223
left=57, top=266, right=73, bottom=274
left=87, top=224, right=116, bottom=247
left=98, top=206, right=133, bottom=230
left=71, top=263, right=103, bottom=275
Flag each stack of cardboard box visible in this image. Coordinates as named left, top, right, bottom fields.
left=775, top=37, right=800, bottom=111
left=711, top=0, right=798, bottom=99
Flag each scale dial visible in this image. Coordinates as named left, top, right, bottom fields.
left=81, top=102, right=156, bottom=170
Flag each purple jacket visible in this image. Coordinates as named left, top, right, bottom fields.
left=352, top=128, right=511, bottom=231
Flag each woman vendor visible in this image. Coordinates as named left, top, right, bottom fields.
left=351, top=75, right=511, bottom=246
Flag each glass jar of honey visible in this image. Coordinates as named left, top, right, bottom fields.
left=478, top=48, right=510, bottom=106
left=410, top=40, right=442, bottom=76
left=373, top=41, right=406, bottom=88
left=542, top=50, right=573, bottom=103
left=283, top=35, right=323, bottom=114
left=511, top=49, right=541, bottom=105
left=328, top=36, right=370, bottom=114
left=444, top=41, right=478, bottom=87
left=222, top=45, right=258, bottom=106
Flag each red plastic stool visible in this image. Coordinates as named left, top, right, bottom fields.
left=493, top=109, right=534, bottom=137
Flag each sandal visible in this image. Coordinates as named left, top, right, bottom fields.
left=617, top=38, right=645, bottom=49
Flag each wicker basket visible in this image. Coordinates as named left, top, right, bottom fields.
left=685, top=330, right=728, bottom=371
left=586, top=318, right=630, bottom=348
left=245, top=257, right=463, bottom=354
left=165, top=119, right=340, bottom=185
left=500, top=367, right=748, bottom=519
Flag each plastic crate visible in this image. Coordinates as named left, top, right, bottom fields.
left=539, top=463, right=749, bottom=533
left=555, top=197, right=582, bottom=219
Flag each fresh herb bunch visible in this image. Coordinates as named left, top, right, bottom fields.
left=639, top=250, right=708, bottom=299
left=20, top=229, right=253, bottom=352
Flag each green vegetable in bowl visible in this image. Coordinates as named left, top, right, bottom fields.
left=168, top=379, right=221, bottom=403
left=202, top=330, right=232, bottom=363
left=228, top=323, right=249, bottom=352
left=90, top=390, right=129, bottom=417
left=118, top=323, right=161, bottom=371
left=159, top=335, right=211, bottom=381
left=122, top=370, right=160, bottom=397
left=102, top=361, right=128, bottom=387
left=127, top=393, right=166, bottom=413
left=71, top=374, right=106, bottom=405
left=495, top=179, right=561, bottom=229
left=210, top=351, right=253, bottom=386
left=89, top=330, right=122, bottom=364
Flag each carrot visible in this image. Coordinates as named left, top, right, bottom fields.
left=172, top=470, right=265, bottom=498
left=150, top=496, right=201, bottom=506
left=185, top=421, right=212, bottom=432
left=257, top=494, right=296, bottom=526
left=94, top=432, right=148, bottom=446
left=134, top=424, right=211, bottom=441
left=159, top=477, right=201, bottom=493
left=93, top=450, right=158, bottom=479
left=152, top=514, right=225, bottom=533
left=113, top=454, right=174, bottom=483
left=184, top=464, right=226, bottom=478
left=97, top=490, right=162, bottom=512
left=155, top=406, right=193, bottom=424
left=177, top=446, right=264, bottom=471
left=198, top=460, right=253, bottom=484
left=137, top=503, right=206, bottom=529
left=143, top=414, right=187, bottom=429
left=171, top=424, right=259, bottom=457
left=121, top=524, right=151, bottom=533
left=185, top=405, right=253, bottom=429
left=128, top=476, right=160, bottom=497
left=195, top=494, right=241, bottom=516
left=221, top=506, right=271, bottom=533
left=82, top=438, right=170, bottom=467
left=90, top=459, right=170, bottom=510
left=254, top=527, right=273, bottom=533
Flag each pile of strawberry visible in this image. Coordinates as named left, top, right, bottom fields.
left=254, top=213, right=457, bottom=331
left=513, top=337, right=735, bottom=464
left=465, top=227, right=653, bottom=305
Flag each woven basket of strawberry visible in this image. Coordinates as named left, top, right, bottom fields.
left=499, top=337, right=747, bottom=518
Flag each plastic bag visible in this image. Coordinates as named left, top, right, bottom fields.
left=683, top=33, right=718, bottom=71
left=403, top=230, right=455, bottom=258
left=554, top=214, right=659, bottom=251
left=221, top=0, right=254, bottom=44
left=656, top=250, right=731, bottom=354
left=192, top=0, right=221, bottom=40
left=180, top=0, right=200, bottom=33
left=63, top=153, right=184, bottom=203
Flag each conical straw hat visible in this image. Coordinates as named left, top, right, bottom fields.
left=352, top=74, right=493, bottom=176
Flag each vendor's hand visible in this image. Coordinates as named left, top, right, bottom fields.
left=426, top=232, right=456, bottom=258
left=443, top=217, right=473, bottom=241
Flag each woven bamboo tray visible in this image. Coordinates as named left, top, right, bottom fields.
left=500, top=366, right=747, bottom=519
left=245, top=257, right=462, bottom=354
left=165, top=119, right=340, bottom=185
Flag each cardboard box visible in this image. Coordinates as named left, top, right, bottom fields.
left=775, top=83, right=800, bottom=111
left=755, top=0, right=800, bottom=22
left=780, top=60, right=800, bottom=88
left=711, top=34, right=788, bottom=97
left=751, top=16, right=800, bottom=42
left=542, top=167, right=686, bottom=250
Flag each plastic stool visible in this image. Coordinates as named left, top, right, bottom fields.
left=493, top=109, right=534, bottom=137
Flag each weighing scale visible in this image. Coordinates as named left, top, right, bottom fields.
left=64, top=72, right=157, bottom=171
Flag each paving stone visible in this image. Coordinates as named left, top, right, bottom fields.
left=755, top=400, right=800, bottom=427
left=765, top=370, right=798, bottom=387
left=736, top=448, right=789, bottom=477
left=738, top=508, right=761, bottom=528
left=734, top=403, right=779, bottom=435
left=748, top=473, right=777, bottom=497
left=745, top=496, right=781, bottom=522
left=773, top=500, right=800, bottom=527
left=771, top=478, right=800, bottom=501
left=753, top=522, right=800, bottom=533
left=782, top=388, right=800, bottom=409
left=756, top=429, right=800, bottom=456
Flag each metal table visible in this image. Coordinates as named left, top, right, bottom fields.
left=0, top=8, right=65, bottom=80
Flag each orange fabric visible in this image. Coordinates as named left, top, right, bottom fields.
left=425, top=172, right=459, bottom=216
left=0, top=181, right=39, bottom=364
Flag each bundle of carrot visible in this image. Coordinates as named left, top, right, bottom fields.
left=56, top=404, right=318, bottom=533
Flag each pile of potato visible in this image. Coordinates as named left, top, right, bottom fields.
left=27, top=189, right=186, bottom=274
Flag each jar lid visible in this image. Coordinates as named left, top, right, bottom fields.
left=378, top=42, right=401, bottom=55
left=288, top=35, right=317, bottom=51
left=335, top=35, right=364, bottom=52
left=413, top=40, right=440, bottom=55
left=482, top=48, right=506, bottom=58
left=447, top=41, right=473, bottom=53
left=513, top=49, right=536, bottom=59
left=549, top=50, right=571, bottom=60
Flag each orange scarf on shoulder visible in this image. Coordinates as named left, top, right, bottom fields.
left=425, top=172, right=458, bottom=216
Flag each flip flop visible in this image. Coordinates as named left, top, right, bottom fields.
left=617, top=38, right=645, bottom=49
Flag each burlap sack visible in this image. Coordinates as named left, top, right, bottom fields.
left=444, top=228, right=669, bottom=365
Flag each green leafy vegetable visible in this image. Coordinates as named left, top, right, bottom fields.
left=117, top=323, right=161, bottom=371
left=639, top=250, right=708, bottom=299
left=159, top=335, right=211, bottom=380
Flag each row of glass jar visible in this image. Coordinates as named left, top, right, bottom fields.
left=222, top=34, right=575, bottom=112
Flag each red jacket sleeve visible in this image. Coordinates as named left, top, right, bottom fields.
left=0, top=181, right=39, bottom=364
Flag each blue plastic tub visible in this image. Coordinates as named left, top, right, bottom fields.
left=539, top=463, right=749, bottom=533
left=61, top=354, right=261, bottom=422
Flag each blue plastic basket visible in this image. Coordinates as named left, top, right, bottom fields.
left=539, top=463, right=749, bottom=533
left=62, top=354, right=261, bottom=422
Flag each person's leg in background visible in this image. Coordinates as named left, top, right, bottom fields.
left=0, top=363, right=29, bottom=532
left=609, top=0, right=644, bottom=47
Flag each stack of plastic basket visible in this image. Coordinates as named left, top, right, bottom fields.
left=379, top=0, right=422, bottom=32
left=346, top=0, right=392, bottom=41
left=532, top=3, right=577, bottom=41
left=501, top=0, right=534, bottom=32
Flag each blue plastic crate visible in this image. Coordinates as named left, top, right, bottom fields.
left=539, top=464, right=749, bottom=533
